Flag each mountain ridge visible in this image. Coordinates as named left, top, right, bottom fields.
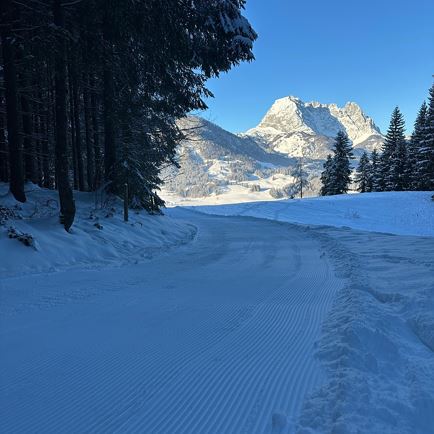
left=242, top=95, right=383, bottom=159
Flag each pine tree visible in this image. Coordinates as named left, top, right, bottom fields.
left=355, top=151, right=371, bottom=192
left=292, top=158, right=309, bottom=198
left=370, top=149, right=381, bottom=192
left=330, top=131, right=354, bottom=195
left=407, top=102, right=428, bottom=190
left=418, top=84, right=434, bottom=190
left=320, top=154, right=333, bottom=196
left=380, top=107, right=406, bottom=191
left=389, top=138, right=408, bottom=191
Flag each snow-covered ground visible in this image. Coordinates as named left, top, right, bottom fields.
left=189, top=191, right=434, bottom=237
left=1, top=188, right=433, bottom=433
left=0, top=183, right=195, bottom=277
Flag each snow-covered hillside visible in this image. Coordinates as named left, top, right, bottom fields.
left=163, top=116, right=316, bottom=200
left=244, top=96, right=384, bottom=159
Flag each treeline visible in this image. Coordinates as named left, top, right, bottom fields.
left=321, top=83, right=434, bottom=195
left=0, top=0, right=256, bottom=229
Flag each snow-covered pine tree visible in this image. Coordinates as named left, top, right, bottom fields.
left=370, top=149, right=381, bottom=192
left=407, top=102, right=428, bottom=190
left=330, top=131, right=354, bottom=195
left=417, top=84, right=434, bottom=190
left=355, top=151, right=371, bottom=192
left=380, top=107, right=406, bottom=191
left=320, top=154, right=334, bottom=196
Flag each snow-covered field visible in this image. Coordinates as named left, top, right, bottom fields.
left=1, top=188, right=433, bottom=433
left=189, top=191, right=434, bottom=237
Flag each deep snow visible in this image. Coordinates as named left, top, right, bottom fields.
left=1, top=188, right=433, bottom=433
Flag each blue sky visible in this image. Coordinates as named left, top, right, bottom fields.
left=202, top=0, right=434, bottom=134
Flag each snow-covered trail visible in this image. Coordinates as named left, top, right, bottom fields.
left=0, top=210, right=342, bottom=433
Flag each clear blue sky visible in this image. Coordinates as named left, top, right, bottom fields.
left=202, top=0, right=434, bottom=134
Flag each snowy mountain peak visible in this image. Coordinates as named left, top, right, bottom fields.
left=244, top=96, right=383, bottom=159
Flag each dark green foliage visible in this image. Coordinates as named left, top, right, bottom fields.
left=379, top=107, right=407, bottom=191
left=320, top=132, right=354, bottom=196
left=0, top=1, right=257, bottom=226
left=417, top=84, right=434, bottom=190
left=355, top=151, right=371, bottom=193
left=320, top=155, right=334, bottom=196
left=370, top=149, right=381, bottom=192
left=407, top=102, right=428, bottom=189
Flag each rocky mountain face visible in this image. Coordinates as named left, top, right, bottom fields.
left=162, top=97, right=384, bottom=202
left=243, top=96, right=384, bottom=159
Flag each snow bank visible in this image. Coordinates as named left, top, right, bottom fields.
left=191, top=191, right=434, bottom=237
left=297, top=226, right=434, bottom=433
left=0, top=184, right=196, bottom=277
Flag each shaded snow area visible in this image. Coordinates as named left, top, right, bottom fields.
left=192, top=191, right=434, bottom=237
left=1, top=208, right=342, bottom=433
left=0, top=183, right=195, bottom=277
left=1, top=188, right=433, bottom=433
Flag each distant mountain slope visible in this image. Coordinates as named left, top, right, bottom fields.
left=163, top=116, right=307, bottom=200
left=163, top=97, right=384, bottom=203
left=177, top=116, right=294, bottom=167
left=243, top=96, right=384, bottom=159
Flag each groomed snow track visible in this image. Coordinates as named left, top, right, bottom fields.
left=0, top=210, right=342, bottom=433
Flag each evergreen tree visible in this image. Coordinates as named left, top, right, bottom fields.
left=355, top=151, right=371, bottom=192
left=407, top=102, right=428, bottom=190
left=330, top=131, right=354, bottom=195
left=320, top=154, right=333, bottom=196
left=389, top=138, right=408, bottom=191
left=380, top=107, right=406, bottom=191
left=291, top=158, right=310, bottom=198
left=370, top=149, right=381, bottom=192
left=418, top=84, right=434, bottom=190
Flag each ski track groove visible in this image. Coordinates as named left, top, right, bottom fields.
left=1, top=212, right=341, bottom=433
left=119, top=238, right=336, bottom=434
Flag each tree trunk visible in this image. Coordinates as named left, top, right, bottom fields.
left=1, top=0, right=26, bottom=202
left=68, top=62, right=78, bottom=190
left=72, top=63, right=85, bottom=191
left=0, top=93, right=8, bottom=182
left=103, top=7, right=116, bottom=185
left=90, top=75, right=101, bottom=189
left=53, top=0, right=75, bottom=230
left=83, top=75, right=94, bottom=190
left=20, top=84, right=36, bottom=183
left=42, top=80, right=51, bottom=188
